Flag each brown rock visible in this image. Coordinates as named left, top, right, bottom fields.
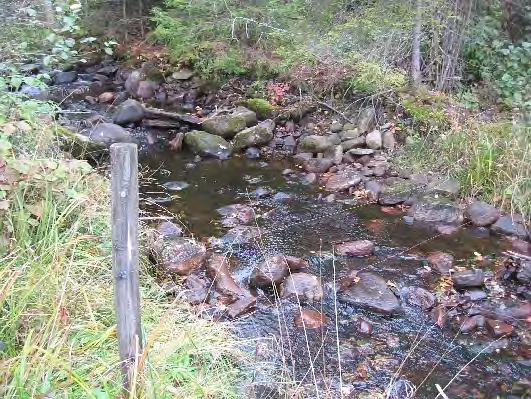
left=206, top=254, right=244, bottom=298
left=227, top=295, right=256, bottom=318
left=151, top=236, right=207, bottom=276
left=184, top=275, right=210, bottom=305
left=427, top=251, right=454, bottom=275
left=485, top=319, right=514, bottom=338
left=98, top=92, right=115, bottom=103
left=285, top=256, right=308, bottom=270
left=281, top=273, right=323, bottom=303
left=250, top=255, right=289, bottom=287
left=294, top=310, right=327, bottom=329
left=155, top=221, right=183, bottom=237
left=335, top=240, right=374, bottom=256
left=325, top=169, right=362, bottom=192
left=401, top=286, right=436, bottom=310
left=431, top=305, right=448, bottom=328
left=217, top=204, right=256, bottom=225
left=358, top=319, right=373, bottom=335
left=460, top=315, right=485, bottom=333
left=511, top=238, right=531, bottom=256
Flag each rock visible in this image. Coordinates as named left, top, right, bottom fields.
left=227, top=295, right=256, bottom=318
left=365, top=180, right=382, bottom=201
left=86, top=123, right=133, bottom=146
left=340, top=129, right=360, bottom=141
left=491, top=215, right=529, bottom=238
left=233, top=120, right=275, bottom=150
left=365, top=130, right=382, bottom=150
left=20, top=63, right=40, bottom=74
left=382, top=130, right=396, bottom=150
left=330, top=145, right=343, bottom=165
left=124, top=70, right=146, bottom=96
left=431, top=305, right=448, bottom=328
left=303, top=173, right=318, bottom=185
left=156, top=221, right=183, bottom=237
left=280, top=273, right=323, bottom=303
left=98, top=92, right=115, bottom=103
left=335, top=240, right=374, bottom=256
left=341, top=137, right=366, bottom=150
left=348, top=148, right=375, bottom=156
left=293, top=152, right=313, bottom=165
left=202, top=108, right=257, bottom=138
left=325, top=169, right=362, bottom=192
left=285, top=256, right=308, bottom=270
left=409, top=173, right=429, bottom=185
left=220, top=226, right=261, bottom=245
left=184, top=130, right=233, bottom=159
left=452, top=269, right=485, bottom=289
left=206, top=254, right=244, bottom=297
left=283, top=135, right=297, bottom=152
left=151, top=236, right=207, bottom=276
left=485, top=319, right=514, bottom=338
left=427, top=177, right=461, bottom=198
left=298, top=135, right=334, bottom=153
left=427, top=251, right=454, bottom=275
left=245, top=147, right=261, bottom=159
left=136, top=80, right=158, bottom=100
left=251, top=187, right=270, bottom=198
left=435, top=224, right=460, bottom=235
left=273, top=192, right=292, bottom=202
left=112, top=99, right=144, bottom=126
left=250, top=256, right=290, bottom=287
left=338, top=272, right=403, bottom=315
left=294, top=310, right=327, bottom=329
left=172, top=68, right=194, bottom=80
left=407, top=193, right=463, bottom=224
left=217, top=204, right=255, bottom=225
left=303, top=158, right=333, bottom=173
left=465, top=201, right=500, bottom=227
left=330, top=122, right=343, bottom=133
left=511, top=239, right=531, bottom=256
left=517, top=261, right=531, bottom=283
left=460, top=315, right=485, bottom=333
left=184, top=275, right=210, bottom=305
left=463, top=289, right=487, bottom=301
left=378, top=180, right=419, bottom=205
left=400, top=286, right=436, bottom=310
left=357, top=108, right=376, bottom=133
left=358, top=320, right=373, bottom=335
left=53, top=71, right=78, bottom=84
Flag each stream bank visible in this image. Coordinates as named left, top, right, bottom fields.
left=23, top=57, right=531, bottom=397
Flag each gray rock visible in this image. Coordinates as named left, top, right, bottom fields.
left=409, top=173, right=429, bottom=185
left=184, top=275, right=210, bottom=305
left=427, top=177, right=461, bottom=198
left=465, top=201, right=501, bottom=227
left=340, top=129, right=360, bottom=141
left=233, top=120, right=275, bottom=150
left=407, top=193, right=463, bottom=224
left=341, top=136, right=366, bottom=150
left=303, top=158, right=333, bottom=173
left=245, top=147, right=261, bottom=159
left=491, top=215, right=529, bottom=238
left=112, top=99, right=144, bottom=126
left=338, top=272, right=403, bottom=315
left=464, top=289, right=487, bottom=301
left=280, top=273, right=323, bottom=303
left=86, top=123, right=133, bottom=146
left=172, top=68, right=194, bottom=80
left=401, top=286, right=436, bottom=310
left=365, top=180, right=382, bottom=200
left=298, top=135, right=335, bottom=153
left=325, top=169, right=362, bottom=191
left=335, top=240, right=374, bottom=256
left=216, top=204, right=255, bottom=224
left=452, top=269, right=485, bottom=289
left=330, top=122, right=343, bottom=132
left=202, top=108, right=257, bottom=138
left=53, top=71, right=78, bottom=84
left=156, top=221, right=184, bottom=237
left=357, top=107, right=376, bottom=133
left=366, top=130, right=382, bottom=150
left=136, top=80, right=158, bottom=100
left=184, top=130, right=233, bottom=158
left=124, top=70, right=146, bottom=96
left=151, top=236, right=207, bottom=276
left=220, top=226, right=261, bottom=245
left=427, top=251, right=454, bottom=275
left=293, top=152, right=313, bottom=165
left=517, top=261, right=531, bottom=283
left=273, top=192, right=292, bottom=202
left=303, top=173, right=318, bottom=184
left=379, top=180, right=419, bottom=205
left=331, top=145, right=344, bottom=165
left=348, top=148, right=375, bottom=156
left=382, top=130, right=396, bottom=150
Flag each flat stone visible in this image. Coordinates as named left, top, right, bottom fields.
left=491, top=215, right=529, bottom=238
left=427, top=177, right=461, bottom=198
left=465, top=201, right=501, bottom=226
left=294, top=310, right=327, bottom=329
left=485, top=319, right=514, bottom=338
left=427, top=252, right=454, bottom=275
left=348, top=148, right=375, bottom=156
left=172, top=68, right=194, bottom=80
left=155, top=221, right=183, bottom=237
left=340, top=129, right=361, bottom=141
left=338, top=272, right=404, bottom=315
left=452, top=269, right=485, bottom=289
left=379, top=180, right=419, bottom=205
left=325, top=169, right=362, bottom=192
left=407, top=194, right=463, bottom=225
left=400, top=286, right=436, bottom=310
left=335, top=240, right=374, bottom=256
left=280, top=273, right=323, bottom=303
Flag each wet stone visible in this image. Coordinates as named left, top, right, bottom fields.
left=358, top=319, right=373, bottom=335
left=163, top=181, right=189, bottom=191
left=335, top=240, right=374, bottom=256
left=151, top=236, right=207, bottom=276
left=155, top=221, right=183, bottom=237
left=400, top=286, right=436, bottom=310
left=216, top=204, right=255, bottom=225
left=245, top=146, right=261, bottom=159
left=465, top=201, right=501, bottom=227
left=485, top=319, right=514, bottom=338
left=220, top=226, right=261, bottom=245
left=294, top=310, right=327, bottom=329
left=517, top=261, right=531, bottom=283
left=460, top=315, right=485, bottom=333
left=463, top=289, right=488, bottom=301
left=250, top=255, right=290, bottom=287
left=280, top=273, right=323, bottom=303
left=452, top=269, right=485, bottom=289
left=303, top=158, right=333, bottom=173
left=184, top=275, right=210, bottom=305
left=491, top=215, right=529, bottom=238
left=427, top=251, right=454, bottom=275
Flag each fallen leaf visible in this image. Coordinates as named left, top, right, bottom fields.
left=26, top=201, right=45, bottom=218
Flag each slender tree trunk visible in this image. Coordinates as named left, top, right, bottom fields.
left=410, top=0, right=422, bottom=92
left=42, top=0, right=55, bottom=27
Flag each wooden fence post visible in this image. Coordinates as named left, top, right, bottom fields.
left=110, top=143, right=143, bottom=393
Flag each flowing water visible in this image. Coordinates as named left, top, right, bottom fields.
left=139, top=150, right=529, bottom=398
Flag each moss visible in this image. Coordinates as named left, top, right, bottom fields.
left=245, top=98, right=274, bottom=119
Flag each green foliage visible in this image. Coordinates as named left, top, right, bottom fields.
left=402, top=92, right=450, bottom=132
left=465, top=9, right=531, bottom=110
left=246, top=98, right=274, bottom=118
left=345, top=62, right=406, bottom=95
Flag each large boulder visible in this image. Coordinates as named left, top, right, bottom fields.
left=202, top=107, right=257, bottom=138
left=233, top=120, right=275, bottom=150
left=465, top=201, right=500, bottom=227
left=280, top=273, right=323, bottom=303
left=184, top=130, right=233, bottom=158
left=407, top=193, right=463, bottom=224
left=325, top=169, right=362, bottom=192
left=151, top=236, right=207, bottom=276
left=338, top=272, right=403, bottom=315
left=112, top=99, right=144, bottom=126
left=86, top=123, right=134, bottom=147
left=250, top=255, right=289, bottom=287
left=298, top=135, right=335, bottom=154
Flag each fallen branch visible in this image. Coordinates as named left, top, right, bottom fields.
left=313, top=99, right=355, bottom=124
left=142, top=107, right=202, bottom=125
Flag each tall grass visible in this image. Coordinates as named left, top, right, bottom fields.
left=397, top=119, right=531, bottom=220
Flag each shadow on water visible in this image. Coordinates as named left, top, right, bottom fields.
left=140, top=150, right=527, bottom=398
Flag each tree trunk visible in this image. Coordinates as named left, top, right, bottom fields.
left=410, top=0, right=422, bottom=92
left=42, top=0, right=55, bottom=27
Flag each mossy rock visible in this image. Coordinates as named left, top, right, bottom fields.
left=56, top=126, right=106, bottom=158
left=184, top=130, right=233, bottom=159
left=201, top=107, right=257, bottom=138
left=246, top=98, right=274, bottom=119
left=233, top=120, right=275, bottom=150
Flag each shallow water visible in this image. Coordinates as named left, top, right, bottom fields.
left=140, top=150, right=528, bottom=398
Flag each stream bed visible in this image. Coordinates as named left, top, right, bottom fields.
left=139, top=150, right=529, bottom=398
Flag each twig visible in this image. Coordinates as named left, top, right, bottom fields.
left=313, top=99, right=355, bottom=124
